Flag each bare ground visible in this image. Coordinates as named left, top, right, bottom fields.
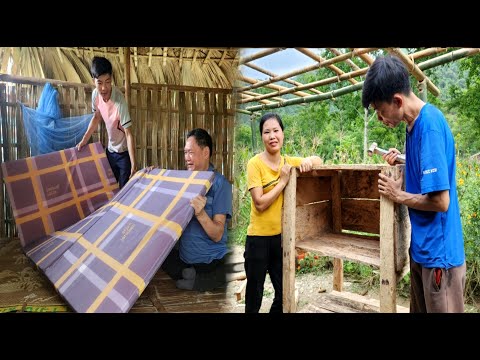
left=227, top=244, right=479, bottom=313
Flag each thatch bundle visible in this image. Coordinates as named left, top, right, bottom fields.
left=0, top=47, right=239, bottom=89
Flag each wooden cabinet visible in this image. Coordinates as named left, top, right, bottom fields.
left=282, top=165, right=410, bottom=313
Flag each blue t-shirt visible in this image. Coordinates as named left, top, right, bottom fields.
left=405, top=103, right=464, bottom=269
left=179, top=165, right=232, bottom=264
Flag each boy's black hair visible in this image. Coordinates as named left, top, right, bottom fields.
left=91, top=56, right=113, bottom=79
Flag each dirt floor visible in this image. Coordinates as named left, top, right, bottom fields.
left=227, top=246, right=480, bottom=313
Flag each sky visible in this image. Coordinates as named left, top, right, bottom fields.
left=239, top=48, right=318, bottom=80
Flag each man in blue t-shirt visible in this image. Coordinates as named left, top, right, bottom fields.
left=161, top=128, right=232, bottom=291
left=362, top=55, right=465, bottom=313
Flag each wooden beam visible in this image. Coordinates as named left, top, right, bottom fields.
left=388, top=48, right=440, bottom=96
left=192, top=49, right=198, bottom=63
left=282, top=167, right=297, bottom=313
left=297, top=48, right=357, bottom=85
left=179, top=49, right=183, bottom=69
left=239, top=48, right=285, bottom=65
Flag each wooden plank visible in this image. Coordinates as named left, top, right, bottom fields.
left=282, top=166, right=297, bottom=313
left=341, top=199, right=380, bottom=234
left=296, top=176, right=331, bottom=205
left=296, top=233, right=380, bottom=267
left=296, top=202, right=331, bottom=240
left=226, top=95, right=234, bottom=183
left=331, top=171, right=343, bottom=291
left=234, top=279, right=247, bottom=301
left=328, top=290, right=409, bottom=313
left=145, top=88, right=152, bottom=166
left=333, top=258, right=343, bottom=291
left=341, top=169, right=380, bottom=199
left=379, top=166, right=397, bottom=312
left=1, top=84, right=10, bottom=162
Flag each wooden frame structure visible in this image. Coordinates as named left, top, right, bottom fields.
left=282, top=165, right=410, bottom=313
left=237, top=47, right=480, bottom=114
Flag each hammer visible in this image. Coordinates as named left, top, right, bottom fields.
left=368, top=142, right=405, bottom=164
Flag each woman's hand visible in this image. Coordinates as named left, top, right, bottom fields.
left=279, top=163, right=292, bottom=185
left=299, top=157, right=313, bottom=173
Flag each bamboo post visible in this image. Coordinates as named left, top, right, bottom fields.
left=418, top=79, right=427, bottom=102
left=379, top=166, right=399, bottom=312
left=282, top=167, right=297, bottom=313
left=124, top=47, right=131, bottom=108
left=250, top=113, right=257, bottom=152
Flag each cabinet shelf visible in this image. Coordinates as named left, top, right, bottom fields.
left=296, top=233, right=380, bottom=267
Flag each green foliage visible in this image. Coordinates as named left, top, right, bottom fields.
left=296, top=253, right=332, bottom=275
left=457, top=159, right=480, bottom=299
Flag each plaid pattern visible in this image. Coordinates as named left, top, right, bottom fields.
left=1, top=142, right=119, bottom=248
left=27, top=168, right=213, bottom=313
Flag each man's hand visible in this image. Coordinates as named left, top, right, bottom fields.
left=191, top=195, right=207, bottom=217
left=378, top=169, right=403, bottom=202
left=129, top=165, right=137, bottom=178
left=383, top=148, right=401, bottom=165
left=76, top=139, right=87, bottom=151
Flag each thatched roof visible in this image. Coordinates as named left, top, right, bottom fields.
left=237, top=47, right=480, bottom=114
left=0, top=47, right=239, bottom=89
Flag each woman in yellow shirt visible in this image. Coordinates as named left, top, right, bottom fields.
left=245, top=112, right=322, bottom=313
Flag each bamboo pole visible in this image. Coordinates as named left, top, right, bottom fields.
left=327, top=48, right=360, bottom=70
left=411, top=47, right=448, bottom=59
left=239, top=75, right=311, bottom=98
left=238, top=48, right=377, bottom=93
left=388, top=48, right=440, bottom=96
left=297, top=48, right=357, bottom=85
left=244, top=62, right=322, bottom=94
left=0, top=74, right=93, bottom=88
left=418, top=48, right=480, bottom=69
left=244, top=48, right=480, bottom=111
left=246, top=82, right=364, bottom=112
left=239, top=67, right=368, bottom=104
left=239, top=48, right=285, bottom=65
left=124, top=47, right=131, bottom=108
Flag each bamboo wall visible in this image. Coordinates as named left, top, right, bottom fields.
left=0, top=76, right=235, bottom=238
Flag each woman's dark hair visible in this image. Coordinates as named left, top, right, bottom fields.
left=91, top=56, right=113, bottom=79
left=186, top=128, right=213, bottom=158
left=259, top=113, right=284, bottom=135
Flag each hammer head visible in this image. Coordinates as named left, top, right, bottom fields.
left=367, top=142, right=378, bottom=157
